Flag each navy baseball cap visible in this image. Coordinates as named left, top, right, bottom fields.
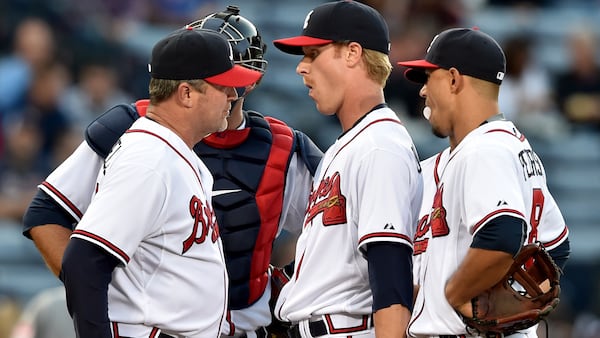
left=397, top=28, right=506, bottom=85
left=149, top=27, right=262, bottom=87
left=273, top=0, right=390, bottom=55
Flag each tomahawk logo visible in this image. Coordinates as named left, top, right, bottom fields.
left=304, top=171, right=347, bottom=226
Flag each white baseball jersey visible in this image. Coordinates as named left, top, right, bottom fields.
left=409, top=120, right=569, bottom=337
left=71, top=117, right=227, bottom=338
left=39, top=117, right=312, bottom=336
left=275, top=106, right=423, bottom=322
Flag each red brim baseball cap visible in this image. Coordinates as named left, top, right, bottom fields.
left=396, top=28, right=506, bottom=85
left=273, top=36, right=333, bottom=55
left=205, top=64, right=262, bottom=87
left=150, top=27, right=262, bottom=87
left=273, top=1, right=390, bottom=56
left=396, top=59, right=440, bottom=84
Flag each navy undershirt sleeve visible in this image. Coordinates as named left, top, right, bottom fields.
left=548, top=239, right=570, bottom=271
left=471, top=215, right=525, bottom=257
left=22, top=189, right=77, bottom=239
left=367, top=242, right=413, bottom=312
left=61, top=238, right=119, bottom=338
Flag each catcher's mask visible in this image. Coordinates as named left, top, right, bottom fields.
left=187, top=5, right=267, bottom=74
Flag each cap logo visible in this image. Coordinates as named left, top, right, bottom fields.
left=497, top=72, right=505, bottom=81
left=426, top=34, right=439, bottom=53
left=303, top=10, right=314, bottom=29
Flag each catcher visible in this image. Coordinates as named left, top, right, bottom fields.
left=397, top=27, right=570, bottom=338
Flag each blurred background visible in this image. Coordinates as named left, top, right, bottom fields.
left=0, top=0, right=599, bottom=337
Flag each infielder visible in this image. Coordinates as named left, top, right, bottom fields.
left=22, top=7, right=322, bottom=338
left=272, top=2, right=423, bottom=337
left=60, top=28, right=262, bottom=337
left=397, top=27, right=570, bottom=337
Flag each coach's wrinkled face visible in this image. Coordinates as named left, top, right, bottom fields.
left=190, top=81, right=236, bottom=137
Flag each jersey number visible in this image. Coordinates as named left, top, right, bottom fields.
left=528, top=188, right=544, bottom=244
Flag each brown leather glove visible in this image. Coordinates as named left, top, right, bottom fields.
left=461, top=243, right=561, bottom=336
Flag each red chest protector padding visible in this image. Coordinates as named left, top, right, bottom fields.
left=198, top=111, right=295, bottom=308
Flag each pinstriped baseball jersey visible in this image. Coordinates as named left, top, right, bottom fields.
left=409, top=120, right=569, bottom=337
left=275, top=106, right=423, bottom=323
left=71, top=117, right=227, bottom=337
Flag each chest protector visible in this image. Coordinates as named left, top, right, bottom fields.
left=194, top=111, right=295, bottom=309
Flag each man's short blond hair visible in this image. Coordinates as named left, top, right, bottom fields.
left=333, top=42, right=392, bottom=87
left=363, top=49, right=392, bottom=87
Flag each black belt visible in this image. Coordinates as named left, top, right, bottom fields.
left=288, top=321, right=328, bottom=338
left=288, top=318, right=372, bottom=338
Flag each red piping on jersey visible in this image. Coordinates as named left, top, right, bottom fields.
left=224, top=310, right=235, bottom=336
left=359, top=232, right=412, bottom=245
left=111, top=322, right=120, bottom=337
left=407, top=264, right=427, bottom=333
left=295, top=252, right=305, bottom=280
left=149, top=327, right=160, bottom=338
left=73, top=229, right=130, bottom=262
left=485, top=128, right=526, bottom=142
left=324, top=314, right=370, bottom=334
left=202, top=128, right=252, bottom=148
left=544, top=226, right=569, bottom=248
left=433, top=152, right=443, bottom=186
left=471, top=208, right=525, bottom=234
left=135, top=99, right=149, bottom=117
left=40, top=181, right=83, bottom=218
left=247, top=116, right=294, bottom=304
left=111, top=322, right=161, bottom=337
left=125, top=129, right=204, bottom=191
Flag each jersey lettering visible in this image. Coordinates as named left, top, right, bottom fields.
left=518, top=149, right=543, bottom=180
left=304, top=171, right=347, bottom=226
left=413, top=184, right=449, bottom=255
left=182, top=195, right=218, bottom=253
left=414, top=215, right=430, bottom=255
left=429, top=185, right=449, bottom=237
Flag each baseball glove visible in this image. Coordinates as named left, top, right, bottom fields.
left=461, top=242, right=561, bottom=336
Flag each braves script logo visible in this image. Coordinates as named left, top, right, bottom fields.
left=182, top=195, right=219, bottom=254
left=304, top=171, right=347, bottom=226
left=413, top=184, right=449, bottom=255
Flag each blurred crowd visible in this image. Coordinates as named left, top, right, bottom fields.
left=1, top=0, right=600, bottom=337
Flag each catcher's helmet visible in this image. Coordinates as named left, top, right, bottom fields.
left=188, top=6, right=267, bottom=74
